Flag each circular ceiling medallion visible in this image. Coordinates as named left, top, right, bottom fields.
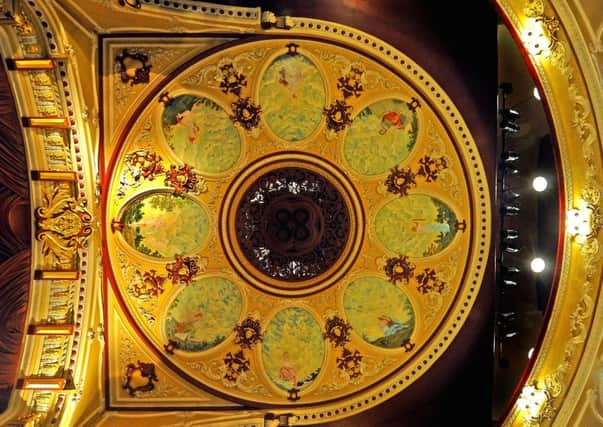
left=104, top=35, right=490, bottom=414
left=221, top=153, right=363, bottom=295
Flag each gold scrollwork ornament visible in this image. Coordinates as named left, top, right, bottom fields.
left=35, top=186, right=93, bottom=266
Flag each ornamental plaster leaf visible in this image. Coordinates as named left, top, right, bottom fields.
left=188, top=359, right=222, bottom=381
left=360, top=354, right=396, bottom=377
left=316, top=369, right=349, bottom=394
left=35, top=185, right=93, bottom=268
left=235, top=370, right=271, bottom=396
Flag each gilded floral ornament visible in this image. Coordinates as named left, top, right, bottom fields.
left=385, top=166, right=417, bottom=196
left=123, top=361, right=158, bottom=396
left=323, top=99, right=352, bottom=132
left=234, top=317, right=263, bottom=349
left=384, top=255, right=416, bottom=284
left=166, top=255, right=204, bottom=285
left=132, top=269, right=166, bottom=298
left=219, top=63, right=247, bottom=97
left=337, top=66, right=364, bottom=99
left=535, top=16, right=560, bottom=50
left=118, top=149, right=165, bottom=197
left=581, top=186, right=603, bottom=239
left=415, top=268, right=446, bottom=294
left=223, top=350, right=251, bottom=383
left=416, top=155, right=448, bottom=182
left=230, top=97, right=261, bottom=131
left=323, top=316, right=352, bottom=347
left=36, top=186, right=93, bottom=267
left=336, top=348, right=363, bottom=379
left=11, top=11, right=34, bottom=35
left=164, top=164, right=206, bottom=195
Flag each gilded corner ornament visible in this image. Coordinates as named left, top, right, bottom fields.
left=116, top=49, right=152, bottom=85
left=123, top=361, right=158, bottom=396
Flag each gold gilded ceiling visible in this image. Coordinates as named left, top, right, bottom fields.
left=103, top=37, right=490, bottom=409
left=1, top=0, right=602, bottom=425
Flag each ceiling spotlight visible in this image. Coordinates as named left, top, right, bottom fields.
left=533, top=87, right=541, bottom=101
left=503, top=330, right=518, bottom=339
left=530, top=257, right=546, bottom=273
left=502, top=228, right=519, bottom=240
left=532, top=176, right=548, bottom=192
left=499, top=311, right=516, bottom=320
left=503, top=243, right=520, bottom=254
left=500, top=108, right=520, bottom=133
left=502, top=279, right=518, bottom=288
left=501, top=150, right=519, bottom=164
left=502, top=205, right=520, bottom=216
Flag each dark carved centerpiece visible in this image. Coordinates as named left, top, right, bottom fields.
left=235, top=167, right=350, bottom=282
left=220, top=152, right=364, bottom=296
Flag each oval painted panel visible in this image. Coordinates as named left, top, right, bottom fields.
left=344, top=276, right=415, bottom=349
left=375, top=195, right=459, bottom=257
left=165, top=277, right=242, bottom=352
left=262, top=307, right=324, bottom=391
left=344, top=99, right=418, bottom=175
left=121, top=192, right=209, bottom=258
left=259, top=54, right=326, bottom=141
left=162, top=95, right=241, bottom=173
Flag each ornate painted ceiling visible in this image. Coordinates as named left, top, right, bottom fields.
left=103, top=36, right=488, bottom=410
left=0, top=0, right=602, bottom=426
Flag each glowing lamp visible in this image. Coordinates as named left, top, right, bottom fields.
left=532, top=176, right=548, bottom=192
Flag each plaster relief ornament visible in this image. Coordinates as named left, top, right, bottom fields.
left=36, top=186, right=92, bottom=267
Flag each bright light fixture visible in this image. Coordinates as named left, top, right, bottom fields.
left=530, top=257, right=546, bottom=273
left=533, top=87, right=541, bottom=101
left=532, top=176, right=548, bottom=192
left=567, top=205, right=592, bottom=241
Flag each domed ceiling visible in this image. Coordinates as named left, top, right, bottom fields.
left=2, top=0, right=602, bottom=425
left=103, top=37, right=490, bottom=409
